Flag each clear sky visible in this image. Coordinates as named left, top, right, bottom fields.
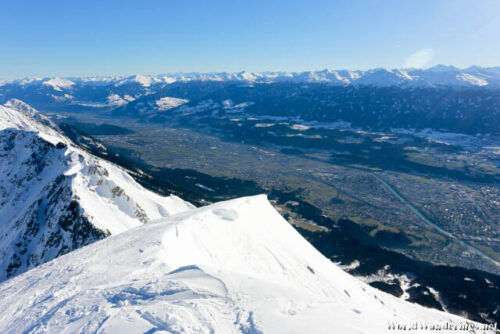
left=1, top=0, right=499, bottom=78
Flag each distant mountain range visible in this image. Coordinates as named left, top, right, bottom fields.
left=2, top=65, right=500, bottom=88
left=1, top=65, right=499, bottom=135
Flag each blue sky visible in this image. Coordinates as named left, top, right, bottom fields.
left=1, top=0, right=499, bottom=78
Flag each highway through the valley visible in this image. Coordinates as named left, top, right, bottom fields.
left=372, top=173, right=500, bottom=268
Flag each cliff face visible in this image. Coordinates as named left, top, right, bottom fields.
left=0, top=100, right=193, bottom=281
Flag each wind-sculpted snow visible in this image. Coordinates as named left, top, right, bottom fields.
left=0, top=101, right=193, bottom=281
left=0, top=195, right=488, bottom=333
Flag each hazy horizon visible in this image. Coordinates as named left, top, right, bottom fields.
left=3, top=64, right=500, bottom=81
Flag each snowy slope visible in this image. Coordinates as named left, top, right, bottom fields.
left=0, top=195, right=487, bottom=333
left=155, top=96, right=189, bottom=111
left=0, top=100, right=193, bottom=281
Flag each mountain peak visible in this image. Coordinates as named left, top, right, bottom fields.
left=5, top=98, right=39, bottom=116
left=1, top=99, right=63, bottom=144
left=428, top=64, right=460, bottom=72
left=42, top=77, right=75, bottom=91
left=132, top=74, right=153, bottom=87
left=0, top=100, right=193, bottom=281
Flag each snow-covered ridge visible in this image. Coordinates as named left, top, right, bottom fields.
left=3, top=65, right=500, bottom=88
left=0, top=100, right=193, bottom=281
left=42, top=77, right=75, bottom=91
left=0, top=195, right=487, bottom=333
left=1, top=99, right=64, bottom=144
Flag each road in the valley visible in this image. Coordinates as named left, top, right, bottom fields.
left=372, top=173, right=500, bottom=268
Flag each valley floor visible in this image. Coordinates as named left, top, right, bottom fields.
left=60, top=113, right=499, bottom=274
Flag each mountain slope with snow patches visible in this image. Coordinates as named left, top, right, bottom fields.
left=0, top=195, right=488, bottom=333
left=0, top=100, right=193, bottom=281
left=155, top=96, right=190, bottom=111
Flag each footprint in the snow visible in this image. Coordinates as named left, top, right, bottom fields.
left=213, top=208, right=239, bottom=221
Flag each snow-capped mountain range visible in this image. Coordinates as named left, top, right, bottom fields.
left=0, top=99, right=193, bottom=282
left=0, top=99, right=493, bottom=332
left=2, top=65, right=500, bottom=88
left=1, top=65, right=499, bottom=125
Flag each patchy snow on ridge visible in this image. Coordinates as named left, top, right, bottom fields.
left=221, top=100, right=255, bottom=113
left=107, top=93, right=133, bottom=106
left=291, top=124, right=311, bottom=131
left=132, top=75, right=153, bottom=87
left=457, top=73, right=488, bottom=86
left=72, top=94, right=135, bottom=108
left=18, top=77, right=42, bottom=85
left=0, top=195, right=487, bottom=333
left=155, top=96, right=189, bottom=111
